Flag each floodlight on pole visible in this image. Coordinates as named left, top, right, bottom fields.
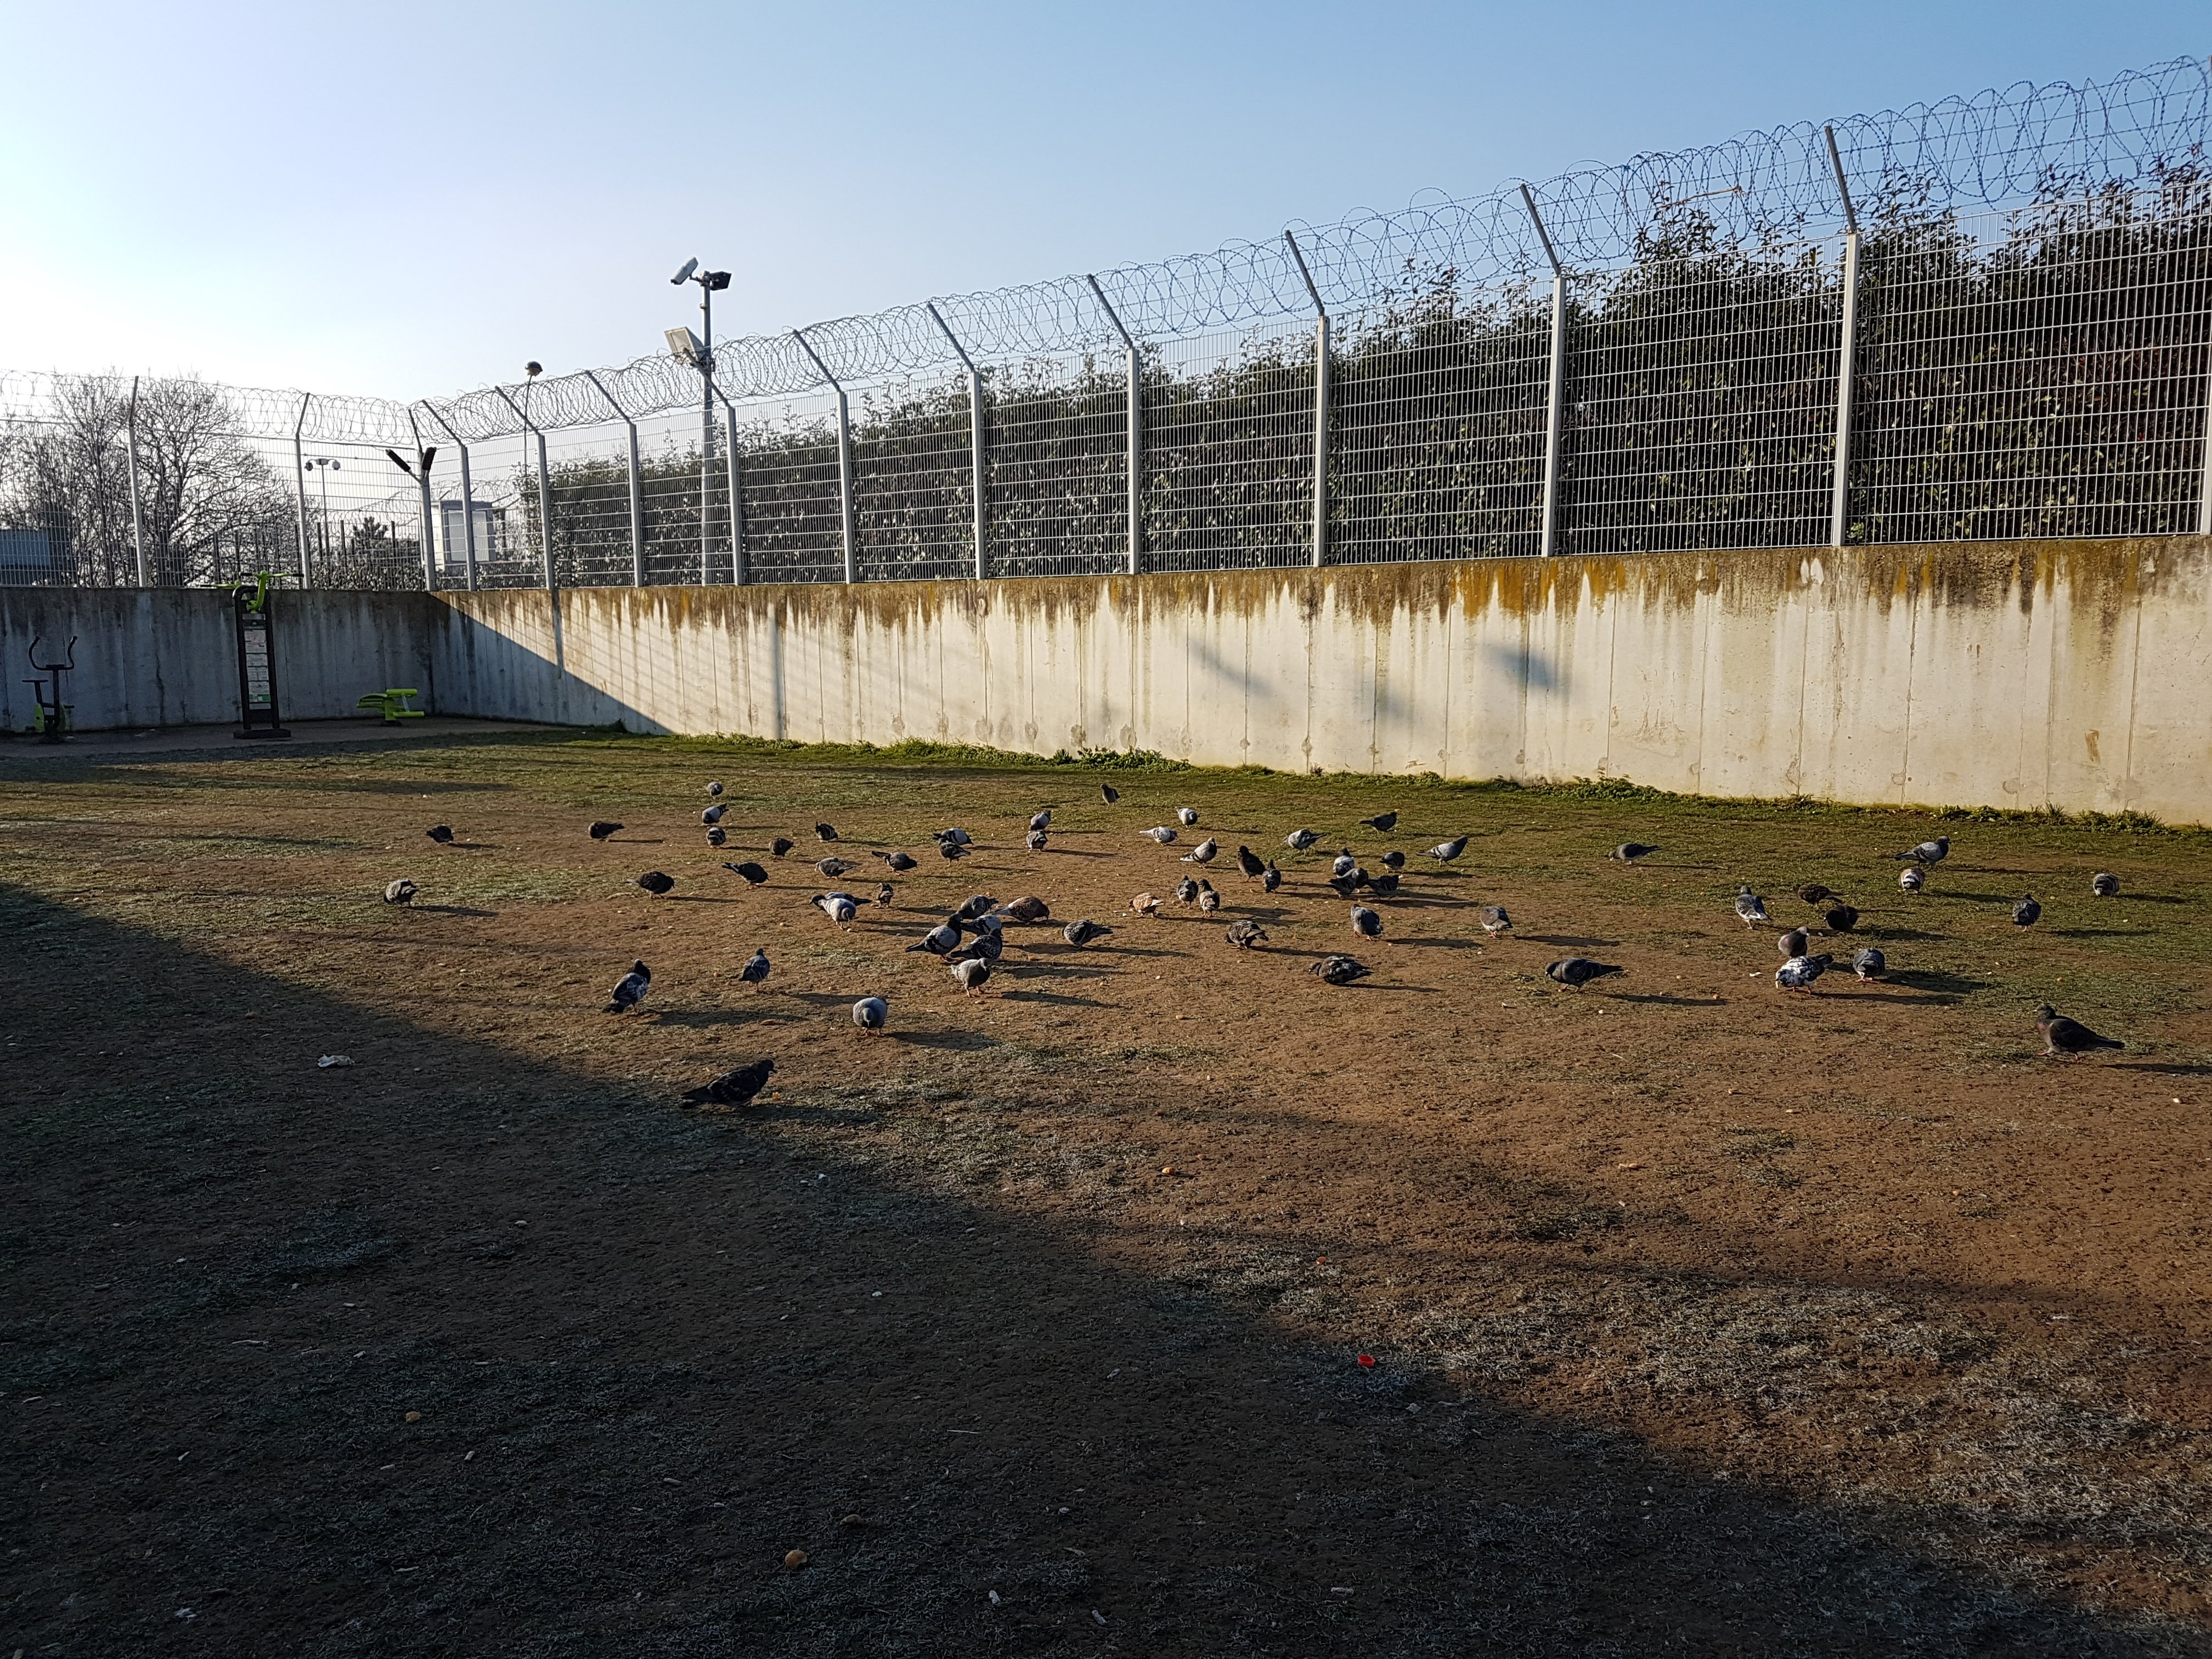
left=669, top=258, right=733, bottom=582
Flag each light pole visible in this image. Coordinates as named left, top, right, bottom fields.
left=667, top=257, right=731, bottom=583
left=304, top=456, right=341, bottom=566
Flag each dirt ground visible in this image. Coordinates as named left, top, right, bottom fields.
left=5, top=727, right=2211, bottom=1657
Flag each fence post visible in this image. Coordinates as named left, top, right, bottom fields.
left=1825, top=126, right=1862, bottom=549
left=583, top=371, right=645, bottom=586
left=1283, top=233, right=1330, bottom=568
left=793, top=329, right=856, bottom=583
left=419, top=403, right=478, bottom=590
left=2200, top=369, right=2212, bottom=538
left=291, top=393, right=313, bottom=586
left=404, top=410, right=437, bottom=592
left=723, top=398, right=746, bottom=584
left=1520, top=187, right=1567, bottom=560
left=124, top=376, right=149, bottom=586
left=927, top=303, right=988, bottom=580
left=494, top=387, right=556, bottom=591
left=1087, top=275, right=1142, bottom=576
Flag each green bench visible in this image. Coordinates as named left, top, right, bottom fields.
left=357, top=689, right=426, bottom=725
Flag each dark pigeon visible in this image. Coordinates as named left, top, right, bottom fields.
left=1824, top=903, right=1860, bottom=933
left=1379, top=850, right=1406, bottom=872
left=724, top=861, right=769, bottom=885
left=2013, top=894, right=2041, bottom=927
left=1175, top=876, right=1199, bottom=905
left=939, top=839, right=970, bottom=860
left=1852, top=947, right=1886, bottom=980
left=2091, top=872, right=2120, bottom=898
left=1003, top=895, right=1050, bottom=923
left=1235, top=845, right=1266, bottom=879
left=816, top=856, right=859, bottom=877
left=1796, top=882, right=1839, bottom=906
left=955, top=895, right=1000, bottom=923
left=1224, top=920, right=1269, bottom=950
left=2035, top=1003, right=2123, bottom=1059
left=1547, top=958, right=1623, bottom=990
left=874, top=883, right=895, bottom=907
left=908, top=918, right=961, bottom=956
left=1778, top=927, right=1810, bottom=958
left=1063, top=919, right=1113, bottom=947
left=1309, top=954, right=1371, bottom=986
left=1349, top=905, right=1384, bottom=941
left=1261, top=863, right=1283, bottom=893
left=878, top=850, right=918, bottom=871
left=603, top=960, right=651, bottom=1013
left=1029, top=809, right=1052, bottom=833
left=815, top=823, right=839, bottom=842
left=589, top=821, right=623, bottom=841
left=1359, top=811, right=1398, bottom=833
left=681, top=1057, right=775, bottom=1107
left=702, top=805, right=726, bottom=825
left=706, top=781, right=723, bottom=797
left=1099, top=783, right=1120, bottom=804
left=426, top=825, right=454, bottom=845
left=737, top=949, right=771, bottom=986
left=1367, top=871, right=1399, bottom=898
left=770, top=837, right=795, bottom=858
left=1611, top=843, right=1658, bottom=862
left=707, top=826, right=727, bottom=848
left=636, top=871, right=675, bottom=896
left=1026, top=830, right=1049, bottom=851
left=947, top=929, right=1005, bottom=966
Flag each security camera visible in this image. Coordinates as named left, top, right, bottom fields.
left=671, top=258, right=699, bottom=285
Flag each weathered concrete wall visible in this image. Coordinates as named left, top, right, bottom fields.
left=0, top=588, right=438, bottom=733
left=426, top=536, right=2212, bottom=822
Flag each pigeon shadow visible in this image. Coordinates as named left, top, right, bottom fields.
left=999, top=990, right=1113, bottom=1009
left=783, top=990, right=866, bottom=1009
left=652, top=1007, right=781, bottom=1029
left=443, top=841, right=498, bottom=851
left=1391, top=937, right=1482, bottom=951
left=663, top=895, right=741, bottom=905
left=1613, top=992, right=1726, bottom=1007
left=2051, top=927, right=2154, bottom=939
left=413, top=904, right=498, bottom=918
left=887, top=1029, right=1000, bottom=1051
left=1520, top=934, right=1620, bottom=949
left=600, top=837, right=665, bottom=845
left=1863, top=926, right=1943, bottom=942
left=2109, top=1060, right=2212, bottom=1077
left=1887, top=968, right=1993, bottom=995
left=1327, top=980, right=1442, bottom=995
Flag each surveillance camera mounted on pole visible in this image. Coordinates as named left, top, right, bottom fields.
left=671, top=257, right=699, bottom=286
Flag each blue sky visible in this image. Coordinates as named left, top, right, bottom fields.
left=1, top=1, right=2202, bottom=401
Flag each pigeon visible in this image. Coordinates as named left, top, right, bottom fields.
left=1284, top=829, right=1318, bottom=851
left=1261, top=863, right=1283, bottom=893
left=815, top=823, right=839, bottom=842
left=1235, top=845, right=1266, bottom=880
left=1029, top=809, right=1052, bottom=833
left=738, top=948, right=771, bottom=986
left=707, top=781, right=724, bottom=797
left=1142, top=826, right=1179, bottom=844
left=853, top=996, right=889, bottom=1032
left=1611, top=843, right=1658, bottom=862
left=1063, top=919, right=1114, bottom=947
left=589, top=821, right=623, bottom=841
left=1478, top=905, right=1512, bottom=934
left=937, top=828, right=974, bottom=847
left=908, top=918, right=961, bottom=956
left=1852, top=947, right=1886, bottom=980
left=955, top=894, right=1000, bottom=923
left=1379, top=850, right=1406, bottom=872
left=816, top=856, right=859, bottom=877
left=948, top=929, right=1005, bottom=965
left=1175, top=876, right=1199, bottom=905
left=1734, top=887, right=1770, bottom=927
left=636, top=871, right=675, bottom=896
left=681, top=1057, right=775, bottom=1108
left=1224, top=920, right=1269, bottom=950
left=2091, top=872, right=2120, bottom=898
left=770, top=837, right=795, bottom=858
left=1026, top=830, right=1048, bottom=851
left=1327, top=873, right=1361, bottom=901
left=382, top=879, right=417, bottom=905
left=2035, top=1003, right=2123, bottom=1059
left=702, top=805, right=726, bottom=826
left=1547, top=958, right=1624, bottom=990
left=1182, top=838, right=1219, bottom=865
left=1425, top=837, right=1469, bottom=863
left=874, top=883, right=895, bottom=907
left=1893, top=836, right=1950, bottom=866
left=1778, top=927, right=1810, bottom=958
left=1197, top=881, right=1222, bottom=913
left=2012, top=894, right=2041, bottom=927
left=1796, top=883, right=1839, bottom=906
left=724, top=861, right=769, bottom=885
left=1367, top=871, right=1400, bottom=898
left=707, top=826, right=727, bottom=848
left=1130, top=892, right=1163, bottom=916
left=1776, top=953, right=1833, bottom=992
left=1176, top=806, right=1200, bottom=827
left=876, top=850, right=918, bottom=872
left=603, top=960, right=651, bottom=1013
left=1359, top=811, right=1398, bottom=832
left=950, top=958, right=991, bottom=995
left=1898, top=867, right=1925, bottom=894
left=426, top=825, right=454, bottom=845
left=1331, top=850, right=1358, bottom=879
left=1309, top=954, right=1371, bottom=986
left=1003, top=895, right=1050, bottom=923
left=939, top=839, right=970, bottom=860
left=812, top=892, right=859, bottom=926
left=1349, top=905, right=1384, bottom=941
left=1823, top=903, right=1860, bottom=933
left=1100, top=783, right=1120, bottom=804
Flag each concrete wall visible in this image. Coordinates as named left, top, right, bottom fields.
left=11, top=538, right=2211, bottom=823
left=0, top=587, right=437, bottom=733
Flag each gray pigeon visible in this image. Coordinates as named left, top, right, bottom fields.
left=725, top=860, right=769, bottom=885
left=1175, top=876, right=1199, bottom=905
left=1142, top=826, right=1180, bottom=844
left=702, top=805, right=726, bottom=825
left=948, top=929, right=1005, bottom=965
left=1063, top=919, right=1114, bottom=947
left=1851, top=947, right=1886, bottom=981
left=1331, top=850, right=1357, bottom=879
left=1225, top=920, right=1269, bottom=950
left=1778, top=927, right=1810, bottom=958
left=382, top=878, right=417, bottom=905
left=1196, top=880, right=1221, bottom=913
left=1775, top=953, right=1833, bottom=992
left=706, top=781, right=724, bottom=797
left=937, top=827, right=974, bottom=847
left=1349, top=904, right=1383, bottom=941
left=2091, top=872, right=2120, bottom=898
left=1029, top=809, right=1052, bottom=832
left=1734, top=886, right=1770, bottom=927
left=955, top=894, right=1000, bottom=922
left=1898, top=867, right=1925, bottom=894
left=874, top=883, right=895, bottom=907
left=681, top=1057, right=774, bottom=1108
left=2035, top=1003, right=2123, bottom=1059
left=1611, top=843, right=1658, bottom=862
left=1366, top=871, right=1398, bottom=898
left=1026, top=829, right=1048, bottom=851
left=1175, top=806, right=1200, bottom=827
left=876, top=850, right=918, bottom=871
left=1285, top=829, right=1318, bottom=851
left=812, top=891, right=859, bottom=926
left=1425, top=837, right=1469, bottom=862
left=636, top=871, right=675, bottom=896
left=1379, top=850, right=1406, bottom=872
left=816, top=856, right=859, bottom=877
left=853, top=996, right=888, bottom=1031
left=738, top=948, right=771, bottom=986
left=603, top=960, right=651, bottom=1013
left=707, top=825, right=727, bottom=848
left=1478, top=904, right=1512, bottom=934
left=1893, top=836, right=1950, bottom=866
left=2013, top=894, right=2041, bottom=927
left=908, top=918, right=961, bottom=956
left=1546, top=958, right=1623, bottom=990
left=1308, top=954, right=1371, bottom=985
left=1261, top=863, right=1283, bottom=893
left=950, top=958, right=992, bottom=995
left=939, top=839, right=970, bottom=860
left=1181, top=838, right=1219, bottom=865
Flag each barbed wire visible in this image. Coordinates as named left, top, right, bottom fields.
left=3, top=55, right=2204, bottom=448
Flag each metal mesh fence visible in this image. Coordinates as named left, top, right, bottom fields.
left=3, top=56, right=2209, bottom=590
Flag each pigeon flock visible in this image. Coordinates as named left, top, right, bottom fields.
left=393, top=785, right=2138, bottom=1109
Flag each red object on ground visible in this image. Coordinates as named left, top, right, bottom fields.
left=1357, top=1354, right=1376, bottom=1368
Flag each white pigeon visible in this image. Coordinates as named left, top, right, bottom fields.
left=1734, top=886, right=1770, bottom=927
left=812, top=891, right=859, bottom=926
left=950, top=957, right=991, bottom=995
left=1029, top=809, right=1052, bottom=832
left=1331, top=851, right=1357, bottom=879
left=1284, top=829, right=1318, bottom=851
left=1425, top=837, right=1469, bottom=862
left=1898, top=867, right=1925, bottom=894
left=1141, top=826, right=1179, bottom=844
left=1775, top=953, right=1832, bottom=992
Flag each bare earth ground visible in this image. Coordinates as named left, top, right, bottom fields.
left=4, top=728, right=2211, bottom=1657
